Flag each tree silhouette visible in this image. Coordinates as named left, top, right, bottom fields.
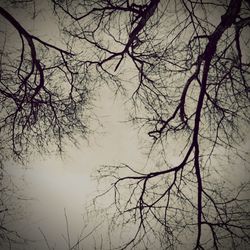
left=0, top=1, right=92, bottom=247
left=0, top=2, right=91, bottom=160
left=52, top=0, right=250, bottom=249
left=0, top=0, right=250, bottom=249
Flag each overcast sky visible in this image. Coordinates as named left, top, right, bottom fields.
left=1, top=1, right=250, bottom=249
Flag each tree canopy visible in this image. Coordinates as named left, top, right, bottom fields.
left=0, top=0, right=250, bottom=249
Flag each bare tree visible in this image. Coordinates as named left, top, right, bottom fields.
left=0, top=1, right=93, bottom=247
left=0, top=0, right=91, bottom=160
left=52, top=0, right=250, bottom=249
left=0, top=0, right=249, bottom=249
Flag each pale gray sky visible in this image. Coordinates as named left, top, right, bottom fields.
left=1, top=1, right=250, bottom=249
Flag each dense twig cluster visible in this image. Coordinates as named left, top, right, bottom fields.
left=0, top=4, right=90, bottom=159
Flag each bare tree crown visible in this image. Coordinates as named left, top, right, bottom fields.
left=0, top=0, right=250, bottom=249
